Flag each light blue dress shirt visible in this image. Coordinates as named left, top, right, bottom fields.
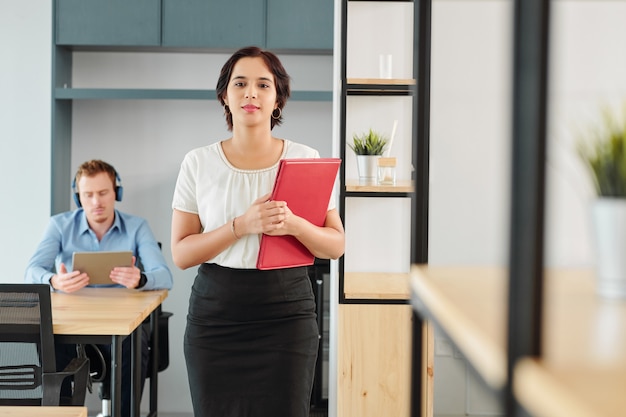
left=24, top=209, right=173, bottom=291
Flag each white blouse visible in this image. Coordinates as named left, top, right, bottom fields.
left=172, top=139, right=336, bottom=269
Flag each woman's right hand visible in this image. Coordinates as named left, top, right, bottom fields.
left=237, top=193, right=289, bottom=237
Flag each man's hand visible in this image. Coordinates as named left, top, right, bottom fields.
left=110, top=256, right=142, bottom=289
left=50, top=263, right=89, bottom=293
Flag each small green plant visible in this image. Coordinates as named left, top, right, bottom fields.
left=578, top=105, right=626, bottom=197
left=349, top=129, right=388, bottom=155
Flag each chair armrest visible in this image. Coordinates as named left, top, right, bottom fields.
left=42, top=356, right=90, bottom=406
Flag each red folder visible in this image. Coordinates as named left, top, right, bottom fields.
left=256, top=158, right=341, bottom=270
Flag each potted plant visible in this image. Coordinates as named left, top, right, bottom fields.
left=349, top=128, right=388, bottom=183
left=578, top=104, right=626, bottom=298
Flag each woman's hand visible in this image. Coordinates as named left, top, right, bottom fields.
left=262, top=202, right=296, bottom=236
left=236, top=193, right=291, bottom=237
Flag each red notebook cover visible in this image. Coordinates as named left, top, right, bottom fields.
left=256, top=158, right=341, bottom=270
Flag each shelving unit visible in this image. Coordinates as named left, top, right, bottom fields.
left=338, top=0, right=421, bottom=305
left=336, top=1, right=432, bottom=416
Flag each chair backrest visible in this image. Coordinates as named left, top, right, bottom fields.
left=144, top=306, right=173, bottom=375
left=0, top=284, right=56, bottom=405
left=145, top=242, right=172, bottom=374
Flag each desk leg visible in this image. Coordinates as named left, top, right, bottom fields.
left=131, top=327, right=142, bottom=417
left=148, top=308, right=159, bottom=417
left=111, top=335, right=122, bottom=417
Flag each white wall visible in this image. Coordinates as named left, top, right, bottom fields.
left=429, top=0, right=512, bottom=270
left=0, top=0, right=51, bottom=284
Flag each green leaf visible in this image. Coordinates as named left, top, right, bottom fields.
left=348, top=128, right=388, bottom=155
left=578, top=104, right=626, bottom=197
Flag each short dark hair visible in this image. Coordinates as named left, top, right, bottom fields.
left=216, top=46, right=291, bottom=131
left=74, top=160, right=117, bottom=191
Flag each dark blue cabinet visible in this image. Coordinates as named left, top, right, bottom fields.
left=161, top=0, right=265, bottom=48
left=56, top=0, right=332, bottom=51
left=56, top=0, right=161, bottom=46
left=267, top=0, right=333, bottom=50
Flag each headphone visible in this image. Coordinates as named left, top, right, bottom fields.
left=72, top=170, right=124, bottom=208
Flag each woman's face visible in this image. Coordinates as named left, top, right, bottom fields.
left=224, top=57, right=278, bottom=129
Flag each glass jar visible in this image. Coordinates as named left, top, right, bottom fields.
left=377, top=157, right=397, bottom=185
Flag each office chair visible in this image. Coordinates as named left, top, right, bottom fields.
left=0, top=283, right=90, bottom=406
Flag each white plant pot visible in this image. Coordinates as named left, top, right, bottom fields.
left=356, top=155, right=379, bottom=184
left=592, top=198, right=626, bottom=299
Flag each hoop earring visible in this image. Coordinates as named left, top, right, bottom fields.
left=224, top=105, right=231, bottom=115
left=271, top=107, right=282, bottom=120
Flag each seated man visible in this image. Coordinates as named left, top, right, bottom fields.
left=24, top=159, right=173, bottom=417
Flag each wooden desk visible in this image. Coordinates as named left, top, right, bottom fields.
left=51, top=288, right=168, bottom=417
left=0, top=406, right=87, bottom=417
left=410, top=265, right=626, bottom=417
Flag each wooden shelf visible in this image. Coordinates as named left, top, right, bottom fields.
left=345, top=180, right=413, bottom=194
left=55, top=88, right=332, bottom=101
left=411, top=264, right=626, bottom=417
left=0, top=407, right=88, bottom=417
left=515, top=358, right=626, bottom=417
left=346, top=78, right=416, bottom=95
left=344, top=272, right=410, bottom=300
left=347, top=78, right=416, bottom=85
left=513, top=268, right=626, bottom=417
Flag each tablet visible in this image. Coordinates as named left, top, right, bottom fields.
left=72, top=251, right=133, bottom=285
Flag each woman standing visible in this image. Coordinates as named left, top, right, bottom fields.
left=171, top=46, right=345, bottom=417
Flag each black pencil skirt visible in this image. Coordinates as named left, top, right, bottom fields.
left=184, top=263, right=319, bottom=417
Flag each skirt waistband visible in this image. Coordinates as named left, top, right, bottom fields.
left=199, top=262, right=309, bottom=280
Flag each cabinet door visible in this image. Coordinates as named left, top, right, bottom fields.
left=161, top=0, right=265, bottom=48
left=338, top=304, right=412, bottom=417
left=56, top=0, right=161, bottom=46
left=266, top=0, right=333, bottom=50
